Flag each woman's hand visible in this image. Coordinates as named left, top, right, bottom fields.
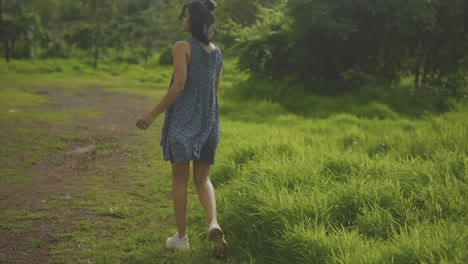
left=136, top=112, right=157, bottom=130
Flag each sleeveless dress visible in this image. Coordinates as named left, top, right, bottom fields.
left=160, top=38, right=223, bottom=164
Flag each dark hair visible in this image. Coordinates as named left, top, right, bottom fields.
left=179, top=0, right=217, bottom=45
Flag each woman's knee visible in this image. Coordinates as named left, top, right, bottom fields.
left=174, top=174, right=190, bottom=185
left=172, top=162, right=190, bottom=185
left=193, top=174, right=209, bottom=188
left=193, top=160, right=211, bottom=186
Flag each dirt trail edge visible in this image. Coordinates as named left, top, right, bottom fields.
left=0, top=86, right=158, bottom=264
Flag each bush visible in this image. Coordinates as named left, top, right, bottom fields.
left=40, top=39, right=70, bottom=59
left=158, top=46, right=172, bottom=66
left=340, top=67, right=375, bottom=92
left=220, top=99, right=287, bottom=123
left=351, top=102, right=399, bottom=120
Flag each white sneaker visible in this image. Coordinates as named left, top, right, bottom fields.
left=165, top=232, right=190, bottom=251
left=208, top=224, right=228, bottom=259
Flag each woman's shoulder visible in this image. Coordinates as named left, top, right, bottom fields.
left=172, top=40, right=191, bottom=56
left=174, top=40, right=191, bottom=49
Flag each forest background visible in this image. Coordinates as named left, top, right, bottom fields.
left=2, top=0, right=467, bottom=106
left=0, top=0, right=467, bottom=263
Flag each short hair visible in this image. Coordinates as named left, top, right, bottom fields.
left=179, top=0, right=217, bottom=45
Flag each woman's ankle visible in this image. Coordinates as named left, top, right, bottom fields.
left=178, top=232, right=187, bottom=239
left=209, top=221, right=221, bottom=231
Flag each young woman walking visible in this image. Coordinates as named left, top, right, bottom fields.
left=136, top=0, right=227, bottom=259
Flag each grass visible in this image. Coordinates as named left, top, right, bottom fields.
left=0, top=127, right=88, bottom=183
left=212, top=110, right=467, bottom=263
left=0, top=82, right=90, bottom=183
left=0, top=57, right=467, bottom=263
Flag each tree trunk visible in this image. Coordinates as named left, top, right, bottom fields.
left=414, top=69, right=420, bottom=94
left=0, top=0, right=3, bottom=52
left=0, top=0, right=10, bottom=63
left=421, top=61, right=429, bottom=90
left=414, top=58, right=421, bottom=94
left=116, top=39, right=122, bottom=58
left=93, top=45, right=99, bottom=69
left=415, top=44, right=432, bottom=98
left=93, top=31, right=100, bottom=69
left=144, top=35, right=152, bottom=64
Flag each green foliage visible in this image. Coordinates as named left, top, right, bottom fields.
left=340, top=67, right=375, bottom=92
left=216, top=0, right=281, bottom=26
left=0, top=0, right=188, bottom=65
left=230, top=4, right=292, bottom=78
left=227, top=74, right=465, bottom=117
left=351, top=102, right=398, bottom=120
left=0, top=2, right=47, bottom=60
left=158, top=45, right=173, bottom=66
left=215, top=0, right=283, bottom=48
left=40, top=38, right=70, bottom=58
left=64, top=23, right=94, bottom=51
left=229, top=0, right=468, bottom=99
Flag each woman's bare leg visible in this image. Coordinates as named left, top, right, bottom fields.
left=193, top=160, right=228, bottom=258
left=171, top=162, right=190, bottom=238
left=193, top=160, right=217, bottom=225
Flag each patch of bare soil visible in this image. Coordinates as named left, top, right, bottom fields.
left=0, top=86, right=152, bottom=263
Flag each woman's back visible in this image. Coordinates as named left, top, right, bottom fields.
left=160, top=38, right=223, bottom=164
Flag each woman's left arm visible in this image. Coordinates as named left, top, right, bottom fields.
left=215, top=66, right=223, bottom=94
left=136, top=41, right=189, bottom=130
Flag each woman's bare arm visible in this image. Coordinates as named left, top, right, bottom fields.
left=215, top=66, right=223, bottom=94
left=136, top=41, right=190, bottom=130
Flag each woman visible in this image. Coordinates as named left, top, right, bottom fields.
left=135, top=0, right=227, bottom=259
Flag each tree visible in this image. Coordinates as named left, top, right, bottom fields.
left=230, top=4, right=292, bottom=78
left=215, top=0, right=281, bottom=48
left=216, top=0, right=280, bottom=25
left=118, top=2, right=162, bottom=63
left=159, top=0, right=188, bottom=44
left=0, top=0, right=46, bottom=61
left=406, top=0, right=468, bottom=97
left=140, top=6, right=161, bottom=63
left=233, top=0, right=468, bottom=98
left=80, top=0, right=125, bottom=68
left=0, top=0, right=9, bottom=62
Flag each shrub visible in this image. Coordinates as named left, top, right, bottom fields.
left=351, top=102, right=399, bottom=120
left=40, top=39, right=70, bottom=59
left=158, top=46, right=172, bottom=66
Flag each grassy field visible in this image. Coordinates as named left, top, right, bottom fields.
left=0, top=58, right=467, bottom=263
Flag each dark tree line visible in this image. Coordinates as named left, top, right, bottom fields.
left=0, top=0, right=280, bottom=67
left=1, top=0, right=467, bottom=100
left=0, top=0, right=186, bottom=68
left=0, top=0, right=45, bottom=62
left=232, top=0, right=468, bottom=99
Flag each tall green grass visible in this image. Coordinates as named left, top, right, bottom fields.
left=190, top=67, right=467, bottom=262
left=223, top=77, right=463, bottom=119
left=211, top=83, right=467, bottom=263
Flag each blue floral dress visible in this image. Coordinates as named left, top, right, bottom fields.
left=160, top=38, right=223, bottom=164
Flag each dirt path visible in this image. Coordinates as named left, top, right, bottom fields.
left=0, top=86, right=158, bottom=263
